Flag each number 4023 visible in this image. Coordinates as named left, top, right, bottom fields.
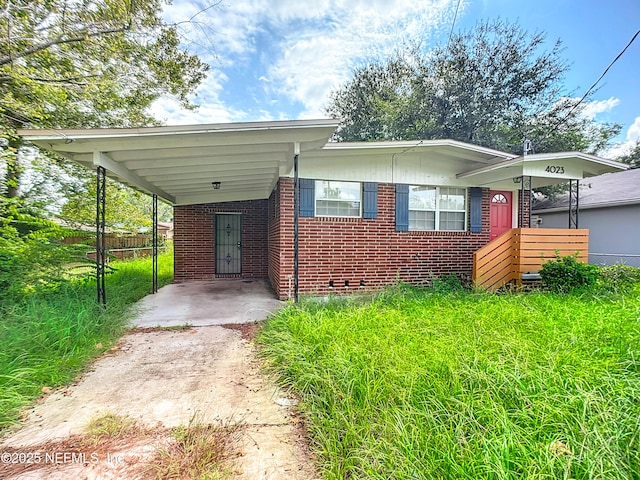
left=545, top=165, right=565, bottom=174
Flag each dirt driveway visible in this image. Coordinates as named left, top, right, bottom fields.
left=0, top=280, right=316, bottom=479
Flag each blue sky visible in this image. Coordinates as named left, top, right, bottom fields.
left=155, top=0, right=640, bottom=158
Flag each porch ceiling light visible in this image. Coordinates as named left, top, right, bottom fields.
left=212, top=181, right=221, bottom=190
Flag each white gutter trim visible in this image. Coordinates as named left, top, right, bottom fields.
left=322, top=138, right=516, bottom=159
left=18, top=118, right=341, bottom=142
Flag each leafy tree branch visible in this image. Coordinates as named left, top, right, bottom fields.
left=327, top=20, right=620, bottom=156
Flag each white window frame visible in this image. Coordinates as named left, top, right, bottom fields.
left=314, top=180, right=362, bottom=218
left=409, top=186, right=468, bottom=231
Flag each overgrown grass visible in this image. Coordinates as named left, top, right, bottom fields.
left=152, top=416, right=243, bottom=480
left=0, top=251, right=173, bottom=433
left=84, top=412, right=139, bottom=446
left=258, top=285, right=640, bottom=479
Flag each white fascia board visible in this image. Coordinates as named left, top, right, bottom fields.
left=321, top=138, right=514, bottom=159
left=93, top=152, right=176, bottom=204
left=522, top=152, right=629, bottom=170
left=18, top=118, right=340, bottom=142
left=19, top=121, right=339, bottom=155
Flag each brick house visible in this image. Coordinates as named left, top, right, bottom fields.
left=19, top=120, right=627, bottom=299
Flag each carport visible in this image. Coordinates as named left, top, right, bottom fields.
left=19, top=119, right=339, bottom=305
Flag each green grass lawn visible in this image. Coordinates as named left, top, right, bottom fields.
left=258, top=285, right=640, bottom=479
left=0, top=251, right=173, bottom=433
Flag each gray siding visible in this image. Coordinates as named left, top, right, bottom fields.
left=536, top=204, right=640, bottom=266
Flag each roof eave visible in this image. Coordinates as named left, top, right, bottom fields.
left=17, top=118, right=341, bottom=142
left=457, top=151, right=629, bottom=180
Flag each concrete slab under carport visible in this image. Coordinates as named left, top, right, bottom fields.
left=131, top=279, right=284, bottom=328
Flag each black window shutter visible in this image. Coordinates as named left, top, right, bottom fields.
left=469, top=187, right=483, bottom=233
left=299, top=178, right=315, bottom=217
left=362, top=182, right=378, bottom=219
left=395, top=184, right=409, bottom=231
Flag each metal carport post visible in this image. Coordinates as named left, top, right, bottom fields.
left=152, top=194, right=158, bottom=293
left=95, top=172, right=160, bottom=307
left=96, top=165, right=107, bottom=307
left=293, top=142, right=300, bottom=303
left=568, top=179, right=579, bottom=228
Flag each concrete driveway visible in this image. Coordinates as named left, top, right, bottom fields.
left=132, top=279, right=284, bottom=327
left=0, top=280, right=315, bottom=479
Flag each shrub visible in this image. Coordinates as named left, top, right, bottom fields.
left=431, top=273, right=466, bottom=293
left=539, top=251, right=600, bottom=293
left=599, top=263, right=640, bottom=293
left=0, top=198, right=91, bottom=305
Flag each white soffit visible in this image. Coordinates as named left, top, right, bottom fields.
left=18, top=119, right=340, bottom=205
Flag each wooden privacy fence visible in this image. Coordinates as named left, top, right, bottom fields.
left=473, top=228, right=589, bottom=291
left=62, top=233, right=153, bottom=249
left=86, top=245, right=168, bottom=261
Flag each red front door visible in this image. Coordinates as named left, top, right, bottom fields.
left=490, top=190, right=512, bottom=240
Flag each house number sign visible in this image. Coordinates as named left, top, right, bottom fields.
left=545, top=165, right=565, bottom=174
left=524, top=162, right=576, bottom=178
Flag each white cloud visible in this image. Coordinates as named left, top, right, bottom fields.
left=148, top=97, right=242, bottom=125
left=605, top=116, right=640, bottom=160
left=628, top=117, right=640, bottom=143
left=148, top=71, right=244, bottom=125
left=264, top=0, right=459, bottom=117
left=155, top=0, right=461, bottom=124
left=581, top=97, right=620, bottom=119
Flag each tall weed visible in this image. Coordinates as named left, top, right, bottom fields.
left=0, top=251, right=173, bottom=432
left=259, top=286, right=640, bottom=479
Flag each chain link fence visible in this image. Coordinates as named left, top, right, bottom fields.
left=589, top=253, right=640, bottom=268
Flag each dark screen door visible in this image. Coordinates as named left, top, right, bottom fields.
left=215, top=214, right=242, bottom=274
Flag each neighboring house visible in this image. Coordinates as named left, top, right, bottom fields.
left=157, top=221, right=174, bottom=240
left=533, top=168, right=640, bottom=266
left=18, top=120, right=627, bottom=298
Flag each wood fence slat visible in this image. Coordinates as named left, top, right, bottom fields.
left=474, top=228, right=590, bottom=291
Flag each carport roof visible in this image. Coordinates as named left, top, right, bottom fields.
left=18, top=119, right=340, bottom=205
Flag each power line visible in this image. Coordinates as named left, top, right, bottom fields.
left=447, top=0, right=462, bottom=47
left=0, top=110, right=71, bottom=141
left=544, top=28, right=640, bottom=140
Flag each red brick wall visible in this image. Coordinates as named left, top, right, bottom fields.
left=272, top=178, right=491, bottom=299
left=268, top=185, right=283, bottom=296
left=174, top=200, right=269, bottom=282
left=519, top=188, right=532, bottom=227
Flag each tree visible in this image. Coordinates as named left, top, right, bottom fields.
left=618, top=142, right=640, bottom=168
left=0, top=196, right=89, bottom=302
left=60, top=178, right=173, bottom=232
left=327, top=20, right=620, bottom=155
left=0, top=0, right=209, bottom=199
